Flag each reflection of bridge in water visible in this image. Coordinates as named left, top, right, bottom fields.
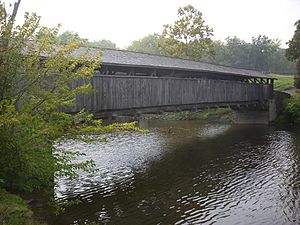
left=68, top=49, right=276, bottom=122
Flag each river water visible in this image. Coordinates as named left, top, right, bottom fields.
left=51, top=121, right=300, bottom=225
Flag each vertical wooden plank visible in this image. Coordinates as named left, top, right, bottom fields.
left=99, top=76, right=104, bottom=111
left=165, top=78, right=169, bottom=105
left=90, top=77, right=95, bottom=111
left=62, top=75, right=270, bottom=112
left=103, top=77, right=108, bottom=110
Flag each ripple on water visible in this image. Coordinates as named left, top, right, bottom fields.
left=172, top=130, right=300, bottom=225
left=52, top=124, right=300, bottom=225
left=55, top=131, right=165, bottom=201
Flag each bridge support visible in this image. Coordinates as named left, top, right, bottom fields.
left=233, top=108, right=271, bottom=125
left=233, top=92, right=289, bottom=125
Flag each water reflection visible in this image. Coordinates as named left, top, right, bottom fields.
left=52, top=121, right=300, bottom=225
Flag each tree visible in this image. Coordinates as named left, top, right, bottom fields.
left=127, top=33, right=161, bottom=54
left=56, top=30, right=84, bottom=44
left=270, top=48, right=296, bottom=74
left=0, top=0, right=104, bottom=193
left=0, top=1, right=141, bottom=218
left=202, top=36, right=295, bottom=74
left=57, top=31, right=116, bottom=49
left=222, top=36, right=251, bottom=68
left=248, top=35, right=280, bottom=72
left=286, top=20, right=300, bottom=88
left=159, top=5, right=215, bottom=60
left=87, top=39, right=116, bottom=49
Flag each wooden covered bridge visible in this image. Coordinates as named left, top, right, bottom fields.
left=68, top=48, right=275, bottom=116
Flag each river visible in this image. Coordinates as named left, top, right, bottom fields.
left=50, top=121, right=300, bottom=225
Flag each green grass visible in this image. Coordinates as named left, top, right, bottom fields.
left=0, top=189, right=45, bottom=225
left=195, top=108, right=233, bottom=121
left=272, top=74, right=294, bottom=91
left=0, top=189, right=33, bottom=225
left=146, top=108, right=234, bottom=122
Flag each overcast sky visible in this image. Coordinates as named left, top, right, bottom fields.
left=10, top=0, right=300, bottom=48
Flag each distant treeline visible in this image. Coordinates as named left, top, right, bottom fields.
left=127, top=34, right=296, bottom=74
left=57, top=30, right=296, bottom=74
left=204, top=36, right=296, bottom=74
left=56, top=30, right=117, bottom=49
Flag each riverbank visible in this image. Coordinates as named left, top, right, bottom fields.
left=0, top=189, right=46, bottom=225
left=140, top=108, right=234, bottom=123
left=276, top=92, right=300, bottom=125
left=271, top=74, right=300, bottom=125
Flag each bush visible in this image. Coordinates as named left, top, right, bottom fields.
left=281, top=94, right=300, bottom=124
left=0, top=2, right=143, bottom=221
left=0, top=189, right=36, bottom=225
left=0, top=1, right=101, bottom=193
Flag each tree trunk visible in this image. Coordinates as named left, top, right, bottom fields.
left=0, top=0, right=22, bottom=102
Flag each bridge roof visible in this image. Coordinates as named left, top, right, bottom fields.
left=73, top=48, right=273, bottom=79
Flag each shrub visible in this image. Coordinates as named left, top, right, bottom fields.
left=282, top=94, right=300, bottom=124
left=0, top=189, right=35, bottom=225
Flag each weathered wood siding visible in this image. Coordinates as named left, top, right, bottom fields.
left=69, top=75, right=273, bottom=112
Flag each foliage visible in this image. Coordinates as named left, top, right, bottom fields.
left=209, top=36, right=251, bottom=69
left=127, top=33, right=161, bottom=54
left=143, top=108, right=233, bottom=122
left=281, top=94, right=300, bottom=124
left=249, top=35, right=280, bottom=71
left=270, top=48, right=296, bottom=74
left=272, top=74, right=294, bottom=91
left=86, top=39, right=116, bottom=49
left=286, top=20, right=300, bottom=62
left=202, top=35, right=296, bottom=74
left=57, top=30, right=116, bottom=48
left=0, top=0, right=140, bottom=198
left=195, top=108, right=233, bottom=122
left=0, top=189, right=45, bottom=225
left=0, top=0, right=101, bottom=192
left=130, top=31, right=295, bottom=74
left=56, top=30, right=82, bottom=44
left=286, top=20, right=300, bottom=88
left=78, top=121, right=145, bottom=135
left=159, top=5, right=215, bottom=59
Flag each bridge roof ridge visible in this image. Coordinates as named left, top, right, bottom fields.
left=71, top=47, right=273, bottom=79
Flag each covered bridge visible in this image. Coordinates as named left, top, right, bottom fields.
left=69, top=48, right=275, bottom=114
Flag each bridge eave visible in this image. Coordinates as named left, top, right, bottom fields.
left=99, top=62, right=272, bottom=80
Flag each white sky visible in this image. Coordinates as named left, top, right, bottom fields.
left=8, top=0, right=300, bottom=48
